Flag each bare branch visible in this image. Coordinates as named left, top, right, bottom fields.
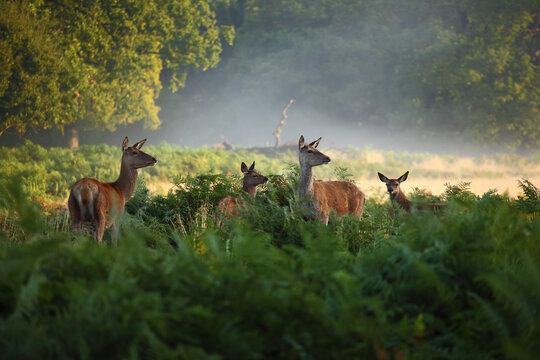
left=273, top=99, right=295, bottom=148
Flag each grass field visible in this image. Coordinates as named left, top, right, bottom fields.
left=3, top=141, right=537, bottom=203
left=138, top=146, right=540, bottom=199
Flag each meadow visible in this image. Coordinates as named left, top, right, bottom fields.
left=2, top=141, right=539, bottom=203
left=0, top=141, right=539, bottom=359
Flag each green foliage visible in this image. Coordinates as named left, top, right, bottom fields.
left=1, top=174, right=539, bottom=359
left=334, top=165, right=355, bottom=183
left=515, top=179, right=540, bottom=215
left=0, top=0, right=234, bottom=135
left=443, top=181, right=479, bottom=203
left=0, top=1, right=78, bottom=134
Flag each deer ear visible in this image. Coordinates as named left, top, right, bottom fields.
left=378, top=172, right=389, bottom=183
left=133, top=139, right=147, bottom=149
left=122, top=137, right=129, bottom=151
left=241, top=162, right=248, bottom=174
left=398, top=171, right=409, bottom=183
left=249, top=161, right=255, bottom=171
left=298, top=135, right=305, bottom=148
left=309, top=137, right=322, bottom=148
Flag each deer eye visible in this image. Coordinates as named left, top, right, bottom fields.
left=307, top=150, right=313, bottom=153
left=132, top=151, right=138, bottom=155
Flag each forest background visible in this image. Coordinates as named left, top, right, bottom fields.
left=1, top=0, right=539, bottom=151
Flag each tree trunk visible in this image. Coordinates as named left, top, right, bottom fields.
left=67, top=125, right=79, bottom=149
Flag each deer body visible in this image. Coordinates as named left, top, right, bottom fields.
left=68, top=137, right=157, bottom=243
left=298, top=136, right=366, bottom=224
left=378, top=171, right=445, bottom=213
left=219, top=161, right=268, bottom=218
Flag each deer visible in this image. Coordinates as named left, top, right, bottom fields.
left=378, top=171, right=446, bottom=213
left=298, top=135, right=366, bottom=224
left=68, top=137, right=157, bottom=243
left=218, top=161, right=269, bottom=218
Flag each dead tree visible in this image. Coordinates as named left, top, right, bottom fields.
left=273, top=99, right=295, bottom=148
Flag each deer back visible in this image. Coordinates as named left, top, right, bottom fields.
left=313, top=180, right=366, bottom=217
left=70, top=178, right=124, bottom=222
left=218, top=196, right=243, bottom=219
left=415, top=202, right=447, bottom=213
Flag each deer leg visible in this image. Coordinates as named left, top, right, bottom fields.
left=68, top=193, right=82, bottom=230
left=356, top=197, right=366, bottom=220
left=321, top=212, right=329, bottom=225
left=95, top=210, right=107, bottom=244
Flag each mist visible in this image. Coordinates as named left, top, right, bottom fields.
left=116, top=0, right=539, bottom=156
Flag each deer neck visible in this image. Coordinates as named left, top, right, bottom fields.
left=298, top=163, right=314, bottom=199
left=392, top=189, right=411, bottom=211
left=242, top=182, right=257, bottom=197
left=113, top=161, right=138, bottom=202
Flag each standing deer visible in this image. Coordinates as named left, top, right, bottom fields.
left=219, top=161, right=269, bottom=218
left=298, top=136, right=366, bottom=224
left=378, top=171, right=446, bottom=213
left=68, top=137, right=157, bottom=243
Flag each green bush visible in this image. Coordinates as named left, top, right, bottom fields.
left=0, top=171, right=539, bottom=359
left=515, top=179, right=540, bottom=215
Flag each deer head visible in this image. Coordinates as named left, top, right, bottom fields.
left=241, top=161, right=268, bottom=187
left=378, top=171, right=409, bottom=201
left=298, top=135, right=331, bottom=167
left=121, top=137, right=158, bottom=169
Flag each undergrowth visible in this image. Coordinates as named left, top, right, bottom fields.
left=0, top=174, right=539, bottom=359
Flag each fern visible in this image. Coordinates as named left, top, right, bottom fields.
left=0, top=172, right=539, bottom=359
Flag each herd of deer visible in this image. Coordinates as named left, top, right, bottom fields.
left=68, top=136, right=445, bottom=243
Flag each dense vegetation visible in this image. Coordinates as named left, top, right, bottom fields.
left=2, top=0, right=539, bottom=147
left=0, top=0, right=233, bottom=139
left=0, top=142, right=539, bottom=359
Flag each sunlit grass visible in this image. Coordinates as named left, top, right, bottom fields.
left=0, top=141, right=538, bottom=206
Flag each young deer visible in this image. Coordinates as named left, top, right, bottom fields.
left=218, top=161, right=269, bottom=218
left=298, top=136, right=366, bottom=224
left=378, top=171, right=445, bottom=213
left=68, top=137, right=157, bottom=243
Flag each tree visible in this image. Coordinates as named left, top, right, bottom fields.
left=0, top=0, right=234, bottom=147
left=0, top=1, right=79, bottom=137
left=186, top=0, right=539, bottom=148
left=414, top=0, right=540, bottom=147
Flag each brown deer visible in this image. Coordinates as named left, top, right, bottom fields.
left=68, top=137, right=157, bottom=243
left=378, top=171, right=445, bottom=213
left=218, top=161, right=269, bottom=218
left=298, top=136, right=366, bottom=224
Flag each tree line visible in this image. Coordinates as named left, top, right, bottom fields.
left=1, top=0, right=539, bottom=148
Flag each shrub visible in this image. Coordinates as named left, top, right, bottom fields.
left=1, top=174, right=539, bottom=359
